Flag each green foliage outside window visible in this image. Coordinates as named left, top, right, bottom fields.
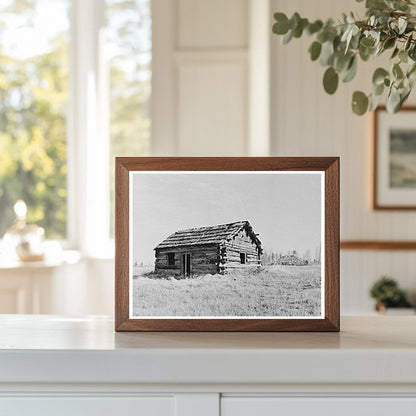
left=0, top=0, right=151, bottom=240
left=0, top=1, right=69, bottom=238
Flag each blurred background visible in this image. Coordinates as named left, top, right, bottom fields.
left=0, top=0, right=415, bottom=316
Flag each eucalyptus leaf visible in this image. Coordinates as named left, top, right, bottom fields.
left=309, top=41, right=322, bottom=61
left=383, top=37, right=396, bottom=50
left=405, top=33, right=413, bottom=50
left=387, top=87, right=401, bottom=112
left=409, top=44, right=416, bottom=60
left=344, top=25, right=359, bottom=52
left=359, top=44, right=375, bottom=61
left=334, top=51, right=353, bottom=72
left=401, top=86, right=411, bottom=105
left=373, top=82, right=385, bottom=96
left=391, top=47, right=399, bottom=59
left=372, top=67, right=389, bottom=85
left=352, top=91, right=369, bottom=115
left=393, top=0, right=409, bottom=11
left=273, top=13, right=290, bottom=34
left=360, top=37, right=375, bottom=48
left=398, top=17, right=407, bottom=34
left=366, top=0, right=388, bottom=11
left=349, top=32, right=361, bottom=49
left=393, top=63, right=404, bottom=79
left=293, top=18, right=308, bottom=38
left=399, top=49, right=408, bottom=63
left=347, top=13, right=355, bottom=24
left=320, top=40, right=335, bottom=66
left=282, top=29, right=293, bottom=44
left=323, top=67, right=339, bottom=94
left=317, top=29, right=328, bottom=43
left=369, top=92, right=383, bottom=111
left=408, top=63, right=416, bottom=78
left=342, top=56, right=358, bottom=82
left=341, top=26, right=352, bottom=43
left=408, top=70, right=416, bottom=88
left=307, top=20, right=323, bottom=35
left=290, top=13, right=301, bottom=30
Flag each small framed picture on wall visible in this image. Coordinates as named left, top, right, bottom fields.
left=115, top=157, right=339, bottom=332
left=374, top=106, right=416, bottom=209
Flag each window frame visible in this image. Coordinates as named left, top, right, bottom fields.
left=69, top=0, right=152, bottom=258
left=66, top=0, right=110, bottom=257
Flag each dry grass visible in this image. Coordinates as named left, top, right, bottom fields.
left=132, top=265, right=321, bottom=317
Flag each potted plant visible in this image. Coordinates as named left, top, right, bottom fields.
left=272, top=0, right=416, bottom=115
left=369, top=276, right=413, bottom=313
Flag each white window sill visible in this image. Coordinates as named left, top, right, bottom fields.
left=0, top=250, right=81, bottom=271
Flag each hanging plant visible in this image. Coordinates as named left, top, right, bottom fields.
left=272, top=0, right=416, bottom=115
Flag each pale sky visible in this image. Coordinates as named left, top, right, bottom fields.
left=2, top=0, right=69, bottom=60
left=132, top=172, right=323, bottom=265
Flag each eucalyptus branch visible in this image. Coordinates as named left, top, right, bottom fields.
left=272, top=0, right=416, bottom=115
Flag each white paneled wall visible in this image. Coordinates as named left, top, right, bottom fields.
left=271, top=0, right=416, bottom=313
left=152, top=0, right=251, bottom=156
left=177, top=58, right=247, bottom=155
left=177, top=0, right=248, bottom=49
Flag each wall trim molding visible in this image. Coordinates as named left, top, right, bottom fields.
left=340, top=241, right=416, bottom=250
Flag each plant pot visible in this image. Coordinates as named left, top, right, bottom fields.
left=375, top=303, right=415, bottom=315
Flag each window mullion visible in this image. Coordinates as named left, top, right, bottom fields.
left=69, top=0, right=109, bottom=256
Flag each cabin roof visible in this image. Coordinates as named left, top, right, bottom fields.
left=155, top=221, right=261, bottom=250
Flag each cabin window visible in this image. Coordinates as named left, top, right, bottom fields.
left=167, top=252, right=175, bottom=266
left=240, top=253, right=246, bottom=264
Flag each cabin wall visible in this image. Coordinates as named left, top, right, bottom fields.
left=222, top=230, right=261, bottom=271
left=155, top=245, right=219, bottom=275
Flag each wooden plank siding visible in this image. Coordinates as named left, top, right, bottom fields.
left=222, top=229, right=261, bottom=272
left=155, top=245, right=219, bottom=276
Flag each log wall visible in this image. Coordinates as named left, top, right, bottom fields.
left=221, top=229, right=261, bottom=272
left=155, top=245, right=219, bottom=276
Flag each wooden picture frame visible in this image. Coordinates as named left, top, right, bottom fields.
left=373, top=106, right=416, bottom=210
left=115, top=157, right=339, bottom=332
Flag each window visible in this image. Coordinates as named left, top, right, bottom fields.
left=240, top=253, right=246, bottom=264
left=106, top=0, right=151, bottom=237
left=0, top=0, right=151, bottom=253
left=0, top=0, right=70, bottom=239
left=167, top=252, right=175, bottom=266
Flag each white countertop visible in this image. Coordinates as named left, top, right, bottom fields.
left=0, top=315, right=415, bottom=386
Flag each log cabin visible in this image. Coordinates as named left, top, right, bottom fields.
left=154, top=221, right=262, bottom=276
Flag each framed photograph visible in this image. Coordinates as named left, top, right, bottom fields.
left=115, top=157, right=339, bottom=332
left=374, top=106, right=416, bottom=209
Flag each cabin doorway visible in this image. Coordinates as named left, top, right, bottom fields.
left=182, top=253, right=191, bottom=276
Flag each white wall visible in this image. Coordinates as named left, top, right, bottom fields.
left=271, top=0, right=416, bottom=313
left=152, top=0, right=271, bottom=156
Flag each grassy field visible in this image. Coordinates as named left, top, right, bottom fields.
left=132, top=265, right=321, bottom=317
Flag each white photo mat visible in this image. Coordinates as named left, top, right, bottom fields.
left=128, top=171, right=325, bottom=320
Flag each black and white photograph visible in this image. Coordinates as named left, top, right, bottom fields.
left=129, top=171, right=324, bottom=319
